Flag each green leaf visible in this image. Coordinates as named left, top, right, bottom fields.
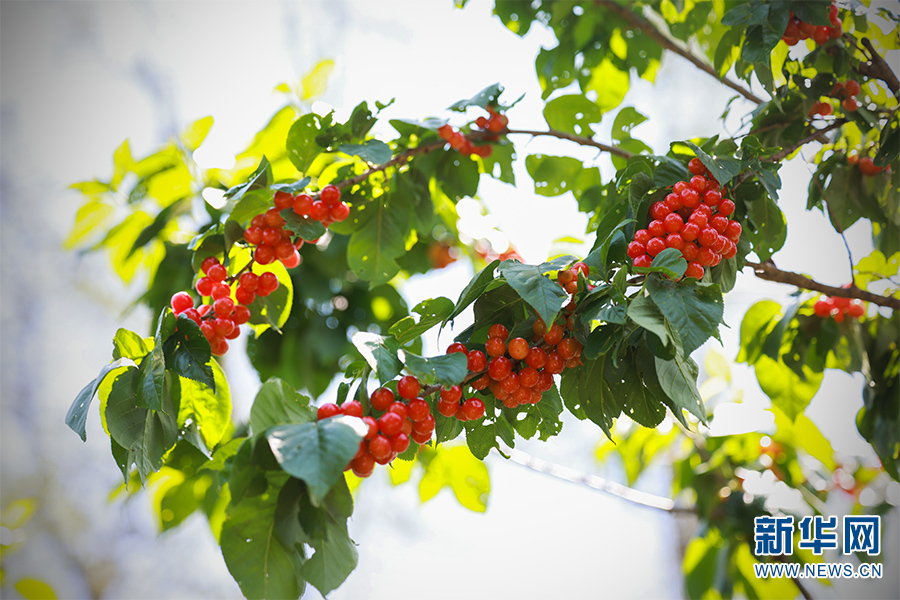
left=633, top=247, right=687, bottom=280
left=173, top=360, right=232, bottom=449
left=655, top=332, right=707, bottom=424
left=220, top=476, right=305, bottom=600
left=112, top=328, right=154, bottom=360
left=267, top=418, right=365, bottom=505
left=271, top=176, right=312, bottom=196
left=444, top=260, right=500, bottom=325
left=418, top=446, right=490, bottom=512
left=682, top=141, right=742, bottom=187
left=104, top=367, right=179, bottom=482
left=614, top=348, right=668, bottom=428
left=286, top=114, right=322, bottom=173
left=627, top=295, right=670, bottom=347
left=224, top=157, right=271, bottom=202
left=135, top=345, right=165, bottom=411
left=300, top=480, right=359, bottom=596
left=542, top=94, right=603, bottom=136
left=279, top=208, right=326, bottom=242
left=240, top=249, right=294, bottom=337
left=754, top=355, right=824, bottom=421
left=66, top=358, right=135, bottom=441
left=401, top=352, right=468, bottom=388
left=168, top=315, right=215, bottom=390
left=586, top=58, right=629, bottom=112
left=577, top=354, right=621, bottom=438
left=646, top=274, right=723, bottom=356
left=250, top=378, right=316, bottom=435
left=181, top=115, right=213, bottom=151
left=721, top=2, right=768, bottom=26
left=612, top=107, right=648, bottom=142
left=227, top=188, right=273, bottom=226
left=737, top=300, right=782, bottom=365
left=525, top=154, right=584, bottom=197
left=499, top=260, right=567, bottom=329
left=338, top=140, right=392, bottom=164
left=465, top=417, right=515, bottom=460
left=351, top=332, right=403, bottom=385
left=448, top=83, right=503, bottom=111
left=347, top=195, right=408, bottom=285
left=389, top=297, right=454, bottom=344
left=744, top=192, right=787, bottom=261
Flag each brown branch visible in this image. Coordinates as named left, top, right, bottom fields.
left=502, top=448, right=696, bottom=514
left=504, top=128, right=634, bottom=159
left=744, top=260, right=899, bottom=310
left=601, top=1, right=765, bottom=105
left=765, top=119, right=847, bottom=162
left=336, top=139, right=446, bottom=190
left=855, top=37, right=900, bottom=96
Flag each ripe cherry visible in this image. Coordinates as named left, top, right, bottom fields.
left=688, top=157, right=707, bottom=175
left=397, top=375, right=421, bottom=400
left=317, top=403, right=342, bottom=420
left=646, top=237, right=666, bottom=257
left=488, top=323, right=509, bottom=340
left=257, top=272, right=279, bottom=296
left=488, top=356, right=512, bottom=380
left=525, top=347, right=548, bottom=369
left=370, top=388, right=395, bottom=412
left=407, top=398, right=430, bottom=422
left=377, top=412, right=403, bottom=436
left=171, top=292, right=194, bottom=314
left=437, top=399, right=459, bottom=418
left=340, top=400, right=363, bottom=418
left=467, top=350, right=487, bottom=372
left=461, top=398, right=485, bottom=420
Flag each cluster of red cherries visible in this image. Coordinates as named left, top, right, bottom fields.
left=782, top=3, right=842, bottom=46
left=810, top=79, right=862, bottom=117
left=437, top=107, right=507, bottom=158
left=850, top=153, right=886, bottom=176
left=627, top=158, right=742, bottom=280
left=317, top=375, right=438, bottom=478
left=243, top=185, right=349, bottom=268
left=169, top=256, right=280, bottom=356
left=813, top=294, right=866, bottom=323
left=446, top=319, right=583, bottom=410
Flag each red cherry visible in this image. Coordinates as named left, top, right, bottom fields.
left=255, top=245, right=276, bottom=265
left=508, top=337, right=529, bottom=360
left=437, top=399, right=459, bottom=418
left=499, top=371, right=521, bottom=393
left=274, top=191, right=294, bottom=210
left=697, top=247, right=717, bottom=267
left=842, top=97, right=858, bottom=112
left=391, top=433, right=411, bottom=454
left=524, top=347, right=548, bottom=369
left=309, top=201, right=328, bottom=221
left=543, top=323, right=565, bottom=346
left=461, top=398, right=485, bottom=420
left=317, top=403, right=342, bottom=420
left=467, top=350, right=487, bottom=372
left=710, top=215, right=729, bottom=233
left=634, top=229, right=651, bottom=245
left=674, top=181, right=689, bottom=195
left=244, top=227, right=264, bottom=245
left=351, top=453, right=375, bottom=478
left=665, top=193, right=683, bottom=211
left=664, top=213, right=684, bottom=233
left=646, top=237, right=666, bottom=256
left=486, top=337, right=506, bottom=358
left=370, top=388, right=395, bottom=412
left=330, top=202, right=350, bottom=222
left=688, top=158, right=707, bottom=175
left=813, top=26, right=831, bottom=45
left=397, top=375, right=421, bottom=400
left=844, top=80, right=861, bottom=96
left=690, top=176, right=708, bottom=192
left=211, top=282, right=231, bottom=300
left=412, top=414, right=435, bottom=435
left=633, top=254, right=652, bottom=268
left=257, top=272, right=279, bottom=296
left=545, top=352, right=565, bottom=375
left=703, top=190, right=722, bottom=206
left=232, top=305, right=251, bottom=325
left=648, top=220, right=666, bottom=238
left=195, top=277, right=214, bottom=297
left=341, top=400, right=363, bottom=418
left=682, top=222, right=700, bottom=242
left=320, top=185, right=341, bottom=206
left=847, top=301, right=865, bottom=318
left=411, top=430, right=432, bottom=445
left=666, top=233, right=685, bottom=251
left=368, top=435, right=393, bottom=463
left=446, top=343, right=468, bottom=354
left=488, top=323, right=510, bottom=340
left=441, top=385, right=462, bottom=404
left=182, top=308, right=201, bottom=325
left=171, top=292, right=194, bottom=314
left=469, top=373, right=490, bottom=391
left=488, top=356, right=512, bottom=380
left=200, top=256, right=220, bottom=273
left=214, top=297, right=235, bottom=318
left=377, top=412, right=403, bottom=436
left=235, top=286, right=255, bottom=306
left=725, top=221, right=742, bottom=242
left=408, top=398, right=430, bottom=422
left=684, top=262, right=705, bottom=279
left=239, top=272, right=259, bottom=292
left=650, top=201, right=671, bottom=220
left=292, top=194, right=312, bottom=216
left=627, top=241, right=646, bottom=259
left=718, top=199, right=735, bottom=217
left=682, top=242, right=700, bottom=262
left=680, top=188, right=700, bottom=209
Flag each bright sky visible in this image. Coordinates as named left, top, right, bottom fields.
left=2, top=1, right=897, bottom=598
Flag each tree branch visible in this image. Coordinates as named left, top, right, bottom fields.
left=336, top=139, right=446, bottom=191
left=765, top=119, right=847, bottom=163
left=855, top=37, right=900, bottom=96
left=744, top=260, right=900, bottom=310
left=504, top=128, right=634, bottom=159
left=601, top=1, right=765, bottom=105
left=501, top=448, right=695, bottom=514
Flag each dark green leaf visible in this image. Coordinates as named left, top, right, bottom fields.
left=721, top=2, right=768, bottom=26
left=525, top=154, right=583, bottom=197
left=543, top=94, right=603, bottom=136
left=224, top=157, right=271, bottom=201
left=744, top=192, right=787, bottom=261
left=682, top=142, right=742, bottom=187
left=250, top=378, right=316, bottom=435
left=627, top=294, right=670, bottom=347
left=301, top=479, right=358, bottom=596
left=338, top=140, right=392, bottom=164
left=271, top=176, right=311, bottom=196
left=633, top=247, right=687, bottom=280
left=499, top=260, right=567, bottom=328
left=464, top=417, right=515, bottom=460
left=66, top=358, right=135, bottom=441
left=347, top=196, right=408, bottom=285
left=267, top=418, right=365, bottom=505
left=448, top=83, right=503, bottom=111
left=135, top=345, right=165, bottom=410
left=655, top=330, right=707, bottom=424
left=389, top=297, right=454, bottom=343
left=168, top=315, right=215, bottom=390
left=280, top=209, right=327, bottom=241
left=402, top=352, right=468, bottom=388
left=351, top=332, right=403, bottom=385
left=646, top=274, right=724, bottom=355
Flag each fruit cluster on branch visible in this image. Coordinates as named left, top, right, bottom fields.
left=628, top=158, right=742, bottom=279
left=782, top=3, right=842, bottom=46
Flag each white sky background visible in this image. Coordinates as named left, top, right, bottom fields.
left=1, top=1, right=897, bottom=599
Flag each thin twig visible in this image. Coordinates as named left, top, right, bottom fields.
left=601, top=2, right=765, bottom=105
left=856, top=37, right=900, bottom=96
left=504, top=128, right=634, bottom=159
left=500, top=448, right=695, bottom=514
left=765, top=119, right=847, bottom=163
left=744, top=260, right=899, bottom=310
